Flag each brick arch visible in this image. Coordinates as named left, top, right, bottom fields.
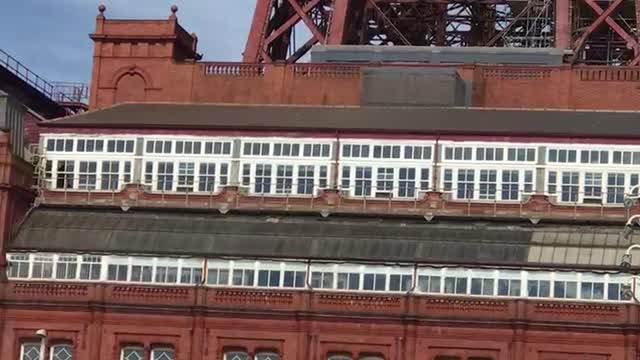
left=110, top=65, right=154, bottom=89
left=115, top=72, right=146, bottom=103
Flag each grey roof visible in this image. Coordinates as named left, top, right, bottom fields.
left=9, top=207, right=638, bottom=270
left=42, top=102, right=640, bottom=139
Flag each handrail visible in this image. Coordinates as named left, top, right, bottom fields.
left=0, top=48, right=84, bottom=104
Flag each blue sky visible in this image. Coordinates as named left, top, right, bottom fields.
left=0, top=0, right=254, bottom=83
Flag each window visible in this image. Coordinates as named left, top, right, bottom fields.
left=581, top=281, right=604, bottom=300
left=122, top=347, right=145, bottom=360
left=255, top=352, right=280, bottom=360
left=101, top=161, right=120, bottom=190
left=78, top=161, right=97, bottom=190
left=584, top=173, right=602, bottom=199
left=477, top=147, right=504, bottom=161
left=527, top=279, right=551, bottom=297
left=337, top=272, right=360, bottom=290
left=258, top=269, right=281, bottom=287
left=51, top=344, right=73, bottom=360
left=443, top=169, right=453, bottom=192
left=554, top=280, right=577, bottom=299
left=220, top=164, right=229, bottom=185
left=398, top=168, right=416, bottom=198
left=501, top=170, right=519, bottom=200
left=445, top=146, right=472, bottom=160
left=297, top=165, right=315, bottom=194
left=607, top=173, right=625, bottom=204
left=144, top=162, right=154, bottom=185
left=581, top=150, right=608, bottom=164
left=225, top=351, right=250, bottom=360
left=342, top=144, right=370, bottom=158
left=327, top=354, right=353, bottom=360
left=130, top=264, right=153, bottom=283
left=311, top=272, right=334, bottom=288
left=276, top=165, right=293, bottom=194
left=108, top=263, right=128, bottom=282
left=232, top=269, right=255, bottom=286
left=607, top=283, right=630, bottom=301
left=199, top=163, right=216, bottom=192
left=177, top=162, right=195, bottom=192
left=32, top=255, right=53, bottom=279
left=470, top=278, right=494, bottom=295
left=547, top=171, right=557, bottom=194
left=79, top=255, right=101, bottom=280
left=376, top=168, right=394, bottom=194
left=507, top=148, right=534, bottom=162
left=207, top=268, right=230, bottom=285
left=124, top=161, right=132, bottom=183
left=549, top=149, right=577, bottom=163
left=420, top=168, right=430, bottom=191
left=180, top=266, right=203, bottom=284
left=524, top=170, right=534, bottom=193
left=319, top=166, right=328, bottom=189
left=354, top=167, right=372, bottom=196
left=155, top=265, right=178, bottom=283
left=404, top=145, right=432, bottom=159
left=479, top=170, right=497, bottom=200
left=456, top=169, right=474, bottom=199
left=613, top=151, right=640, bottom=164
left=302, top=143, right=330, bottom=157
left=56, top=160, right=75, bottom=189
left=244, top=142, right=270, bottom=156
left=20, top=343, right=41, bottom=360
left=204, top=141, right=232, bottom=155
left=341, top=166, right=351, bottom=189
left=55, top=255, right=78, bottom=279
left=273, top=143, right=299, bottom=157
left=389, top=274, right=412, bottom=291
left=283, top=270, right=306, bottom=288
left=151, top=348, right=175, bottom=360
left=157, top=162, right=174, bottom=191
left=497, top=279, right=521, bottom=296
left=560, top=171, right=579, bottom=202
left=363, top=273, right=386, bottom=291
left=417, top=275, right=441, bottom=293
left=255, top=164, right=272, bottom=193
left=242, top=164, right=251, bottom=187
left=373, top=145, right=401, bottom=159
left=8, top=254, right=29, bottom=278
left=47, top=138, right=74, bottom=152
left=444, top=276, right=467, bottom=294
left=147, top=140, right=172, bottom=154
left=176, top=141, right=201, bottom=154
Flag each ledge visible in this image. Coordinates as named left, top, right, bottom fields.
left=2, top=281, right=638, bottom=327
left=36, top=186, right=639, bottom=225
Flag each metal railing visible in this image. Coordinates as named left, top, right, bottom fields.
left=0, top=48, right=86, bottom=104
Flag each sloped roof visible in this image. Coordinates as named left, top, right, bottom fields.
left=9, top=207, right=636, bottom=270
left=40, top=102, right=640, bottom=138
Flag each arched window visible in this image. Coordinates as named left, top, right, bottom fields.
left=328, top=354, right=353, bottom=360
left=151, top=347, right=175, bottom=360
left=224, top=351, right=250, bottom=360
left=255, top=351, right=280, bottom=360
left=50, top=344, right=73, bottom=360
left=121, top=346, right=144, bottom=360
left=360, top=356, right=384, bottom=360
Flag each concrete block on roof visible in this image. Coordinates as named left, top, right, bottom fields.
left=361, top=67, right=467, bottom=106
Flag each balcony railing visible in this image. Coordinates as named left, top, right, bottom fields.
left=0, top=48, right=86, bottom=104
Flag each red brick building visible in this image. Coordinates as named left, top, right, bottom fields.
left=5, top=5, right=640, bottom=360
